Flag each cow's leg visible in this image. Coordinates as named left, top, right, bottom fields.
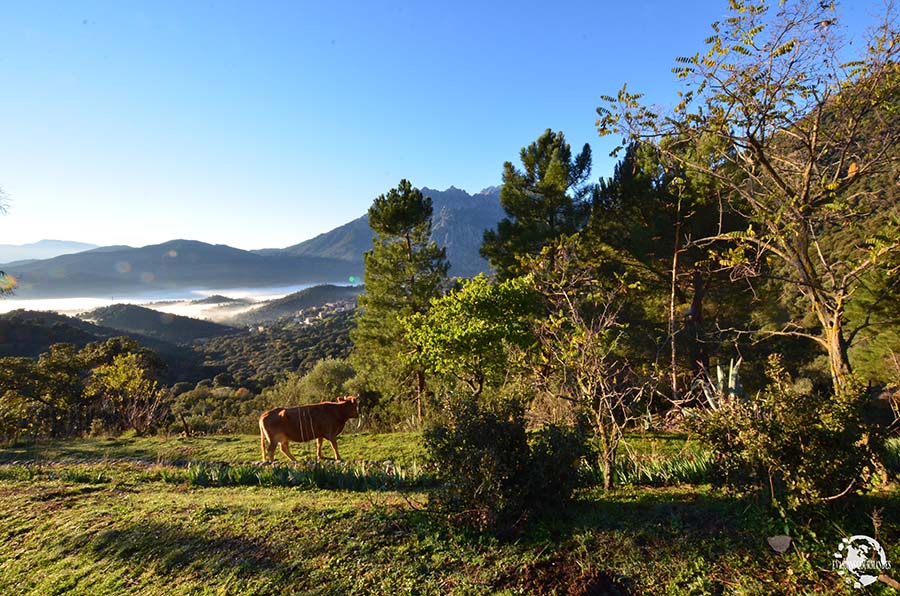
left=329, top=438, right=341, bottom=462
left=266, top=438, right=277, bottom=462
left=316, top=438, right=324, bottom=461
left=279, top=441, right=298, bottom=462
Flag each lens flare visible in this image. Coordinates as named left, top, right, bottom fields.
left=115, top=261, right=132, bottom=274
left=0, top=273, right=17, bottom=292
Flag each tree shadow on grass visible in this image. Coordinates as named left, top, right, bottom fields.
left=566, top=486, right=766, bottom=539
left=81, top=519, right=286, bottom=579
left=503, top=485, right=900, bottom=595
left=0, top=438, right=161, bottom=464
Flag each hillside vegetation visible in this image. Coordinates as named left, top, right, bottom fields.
left=80, top=304, right=237, bottom=344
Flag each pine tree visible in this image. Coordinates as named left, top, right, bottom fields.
left=350, top=180, right=448, bottom=424
left=481, top=129, right=593, bottom=279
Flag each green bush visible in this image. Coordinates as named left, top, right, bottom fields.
left=424, top=395, right=586, bottom=532
left=171, top=386, right=271, bottom=434
left=689, top=355, right=884, bottom=509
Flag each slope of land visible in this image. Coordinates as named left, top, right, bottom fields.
left=79, top=304, right=237, bottom=344
left=226, top=284, right=362, bottom=325
left=0, top=309, right=216, bottom=384
left=0, top=239, right=99, bottom=264
left=266, top=186, right=504, bottom=277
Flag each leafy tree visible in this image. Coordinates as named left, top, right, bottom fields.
left=297, top=357, right=355, bottom=402
left=597, top=0, right=900, bottom=392
left=87, top=352, right=168, bottom=435
left=482, top=129, right=593, bottom=279
left=591, top=142, right=754, bottom=402
left=351, top=180, right=448, bottom=424
left=402, top=274, right=536, bottom=397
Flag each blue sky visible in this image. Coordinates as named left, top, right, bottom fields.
left=0, top=1, right=880, bottom=250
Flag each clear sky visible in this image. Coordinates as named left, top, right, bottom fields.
left=0, top=1, right=881, bottom=250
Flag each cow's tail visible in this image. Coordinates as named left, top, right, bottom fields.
left=259, top=416, right=270, bottom=462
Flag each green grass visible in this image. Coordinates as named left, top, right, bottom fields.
left=0, top=431, right=426, bottom=467
left=1, top=432, right=899, bottom=594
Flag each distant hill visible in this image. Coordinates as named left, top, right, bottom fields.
left=0, top=239, right=98, bottom=264
left=265, top=186, right=504, bottom=277
left=197, top=311, right=355, bottom=387
left=8, top=239, right=362, bottom=298
left=0, top=310, right=216, bottom=383
left=228, top=284, right=363, bottom=325
left=191, top=295, right=248, bottom=305
left=79, top=304, right=237, bottom=344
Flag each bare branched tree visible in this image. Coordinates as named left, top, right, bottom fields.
left=526, top=240, right=652, bottom=490
left=598, top=0, right=900, bottom=392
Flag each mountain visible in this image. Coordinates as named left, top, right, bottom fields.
left=79, top=304, right=237, bottom=344
left=267, top=186, right=504, bottom=277
left=0, top=240, right=98, bottom=264
left=4, top=186, right=502, bottom=298
left=7, top=239, right=362, bottom=298
left=228, top=284, right=363, bottom=325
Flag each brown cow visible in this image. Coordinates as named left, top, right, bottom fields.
left=258, top=396, right=359, bottom=462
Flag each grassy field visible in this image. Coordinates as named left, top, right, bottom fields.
left=0, top=431, right=426, bottom=467
left=1, top=432, right=898, bottom=595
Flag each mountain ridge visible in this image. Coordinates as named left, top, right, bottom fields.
left=4, top=185, right=502, bottom=298
left=0, top=239, right=99, bottom=264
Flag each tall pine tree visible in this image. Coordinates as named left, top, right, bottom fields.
left=350, top=179, right=448, bottom=424
left=481, top=129, right=593, bottom=279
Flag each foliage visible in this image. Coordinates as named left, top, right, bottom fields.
left=196, top=310, right=354, bottom=389
left=402, top=274, right=537, bottom=396
left=171, top=385, right=264, bottom=435
left=183, top=460, right=432, bottom=491
left=293, top=357, right=355, bottom=402
left=695, top=357, right=744, bottom=410
left=87, top=353, right=169, bottom=435
left=424, top=394, right=586, bottom=532
left=526, top=238, right=652, bottom=490
left=598, top=0, right=900, bottom=393
left=481, top=129, right=593, bottom=279
left=589, top=141, right=753, bottom=402
left=690, top=354, right=884, bottom=508
left=351, top=180, right=448, bottom=424
left=0, top=337, right=165, bottom=441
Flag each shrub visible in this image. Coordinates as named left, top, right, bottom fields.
left=171, top=386, right=271, bottom=434
left=424, top=395, right=586, bottom=532
left=689, top=354, right=883, bottom=509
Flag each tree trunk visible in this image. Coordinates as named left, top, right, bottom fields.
left=687, top=269, right=708, bottom=377
left=669, top=204, right=682, bottom=404
left=415, top=369, right=426, bottom=425
left=597, top=413, right=617, bottom=491
left=826, top=321, right=852, bottom=394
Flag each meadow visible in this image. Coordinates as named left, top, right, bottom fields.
left=1, top=432, right=898, bottom=595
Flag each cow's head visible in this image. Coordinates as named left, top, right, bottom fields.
left=339, top=395, right=359, bottom=418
